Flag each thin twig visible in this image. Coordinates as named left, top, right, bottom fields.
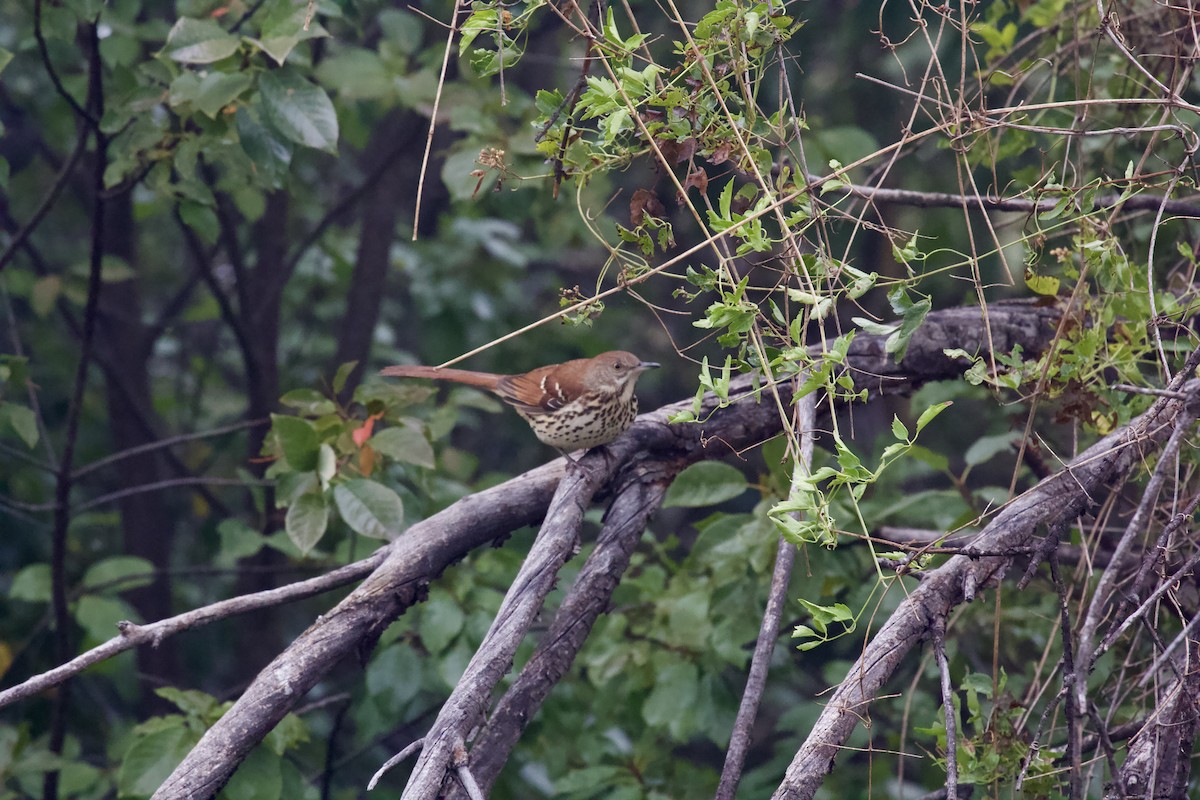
left=1075, top=397, right=1197, bottom=700
left=0, top=550, right=385, bottom=710
left=811, top=174, right=1200, bottom=217
left=73, top=476, right=269, bottom=513
left=715, top=391, right=815, bottom=800
left=73, top=418, right=268, bottom=480
left=32, top=0, right=96, bottom=125
left=451, top=740, right=485, bottom=800
left=1048, top=551, right=1082, bottom=799
left=368, top=738, right=425, bottom=791
left=412, top=0, right=464, bottom=241
left=931, top=620, right=958, bottom=800
left=0, top=123, right=89, bottom=274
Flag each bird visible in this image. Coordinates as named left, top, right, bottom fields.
left=380, top=351, right=660, bottom=460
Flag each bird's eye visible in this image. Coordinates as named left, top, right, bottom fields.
left=613, top=363, right=623, bottom=371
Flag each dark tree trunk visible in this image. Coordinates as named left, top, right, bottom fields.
left=99, top=192, right=179, bottom=702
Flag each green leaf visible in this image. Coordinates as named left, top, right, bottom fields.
left=156, top=686, right=223, bottom=719
left=285, top=493, right=328, bottom=555
left=272, top=414, right=319, bottom=471
left=31, top=275, right=60, bottom=318
left=419, top=595, right=465, bottom=654
left=851, top=316, right=898, bottom=336
left=0, top=48, right=13, bottom=76
left=100, top=255, right=136, bottom=283
left=663, top=461, right=748, bottom=508
left=556, top=767, right=628, bottom=795
left=793, top=599, right=855, bottom=650
left=179, top=201, right=219, bottom=245
left=118, top=724, right=195, bottom=797
left=366, top=643, right=423, bottom=707
left=915, top=400, right=952, bottom=434
left=964, top=433, right=1014, bottom=467
left=264, top=712, right=309, bottom=756
left=380, top=9, right=425, bottom=55
left=217, top=518, right=266, bottom=563
left=170, top=70, right=252, bottom=118
left=236, top=106, right=293, bottom=188
left=162, top=18, right=241, bottom=64
left=317, top=444, right=336, bottom=489
left=259, top=68, right=339, bottom=153
left=332, top=361, right=358, bottom=394
left=1, top=402, right=39, bottom=448
left=74, top=595, right=137, bottom=643
left=223, top=746, right=282, bottom=800
left=278, top=388, right=336, bottom=416
left=250, top=6, right=329, bottom=66
left=1023, top=267, right=1060, bottom=296
left=82, top=556, right=155, bottom=592
left=333, top=480, right=404, bottom=539
left=661, top=590, right=711, bottom=650
left=9, top=563, right=51, bottom=602
left=891, top=415, right=909, bottom=441
left=907, top=444, right=949, bottom=472
left=642, top=661, right=698, bottom=727
left=885, top=286, right=931, bottom=362
left=370, top=424, right=435, bottom=469
left=315, top=49, right=394, bottom=100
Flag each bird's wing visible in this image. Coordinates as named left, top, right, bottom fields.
left=496, top=366, right=581, bottom=415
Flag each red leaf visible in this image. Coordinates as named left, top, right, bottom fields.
left=353, top=414, right=380, bottom=447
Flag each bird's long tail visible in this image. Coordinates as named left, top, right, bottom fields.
left=379, top=364, right=504, bottom=391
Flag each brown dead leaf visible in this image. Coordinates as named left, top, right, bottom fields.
left=709, top=142, right=733, bottom=165
left=630, top=188, right=666, bottom=226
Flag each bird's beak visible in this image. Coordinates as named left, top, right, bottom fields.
left=638, top=361, right=661, bottom=371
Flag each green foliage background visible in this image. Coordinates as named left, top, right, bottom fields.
left=1, top=0, right=1198, bottom=797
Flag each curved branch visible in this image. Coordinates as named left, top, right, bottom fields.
left=151, top=301, right=1061, bottom=799
left=0, top=551, right=386, bottom=710
left=453, top=456, right=680, bottom=797
left=401, top=456, right=610, bottom=799
left=769, top=371, right=1200, bottom=800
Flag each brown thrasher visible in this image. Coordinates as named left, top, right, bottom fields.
left=380, top=351, right=659, bottom=459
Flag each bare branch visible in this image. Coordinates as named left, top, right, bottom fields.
left=72, top=418, right=268, bottom=480
left=400, top=454, right=609, bottom=799
left=0, top=551, right=385, bottom=710
left=811, top=174, right=1200, bottom=218
left=455, top=456, right=679, bottom=796
left=770, top=371, right=1200, bottom=800
left=716, top=390, right=815, bottom=800
left=931, top=620, right=958, bottom=800
left=368, top=738, right=424, bottom=791
left=151, top=301, right=1063, bottom=799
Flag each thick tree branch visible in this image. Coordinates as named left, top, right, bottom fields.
left=400, top=452, right=610, bottom=799
left=453, top=456, right=680, bottom=797
left=813, top=173, right=1200, bottom=218
left=150, top=301, right=1060, bottom=798
left=770, top=372, right=1200, bottom=800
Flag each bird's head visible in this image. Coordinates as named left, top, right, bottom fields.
left=586, top=351, right=660, bottom=395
